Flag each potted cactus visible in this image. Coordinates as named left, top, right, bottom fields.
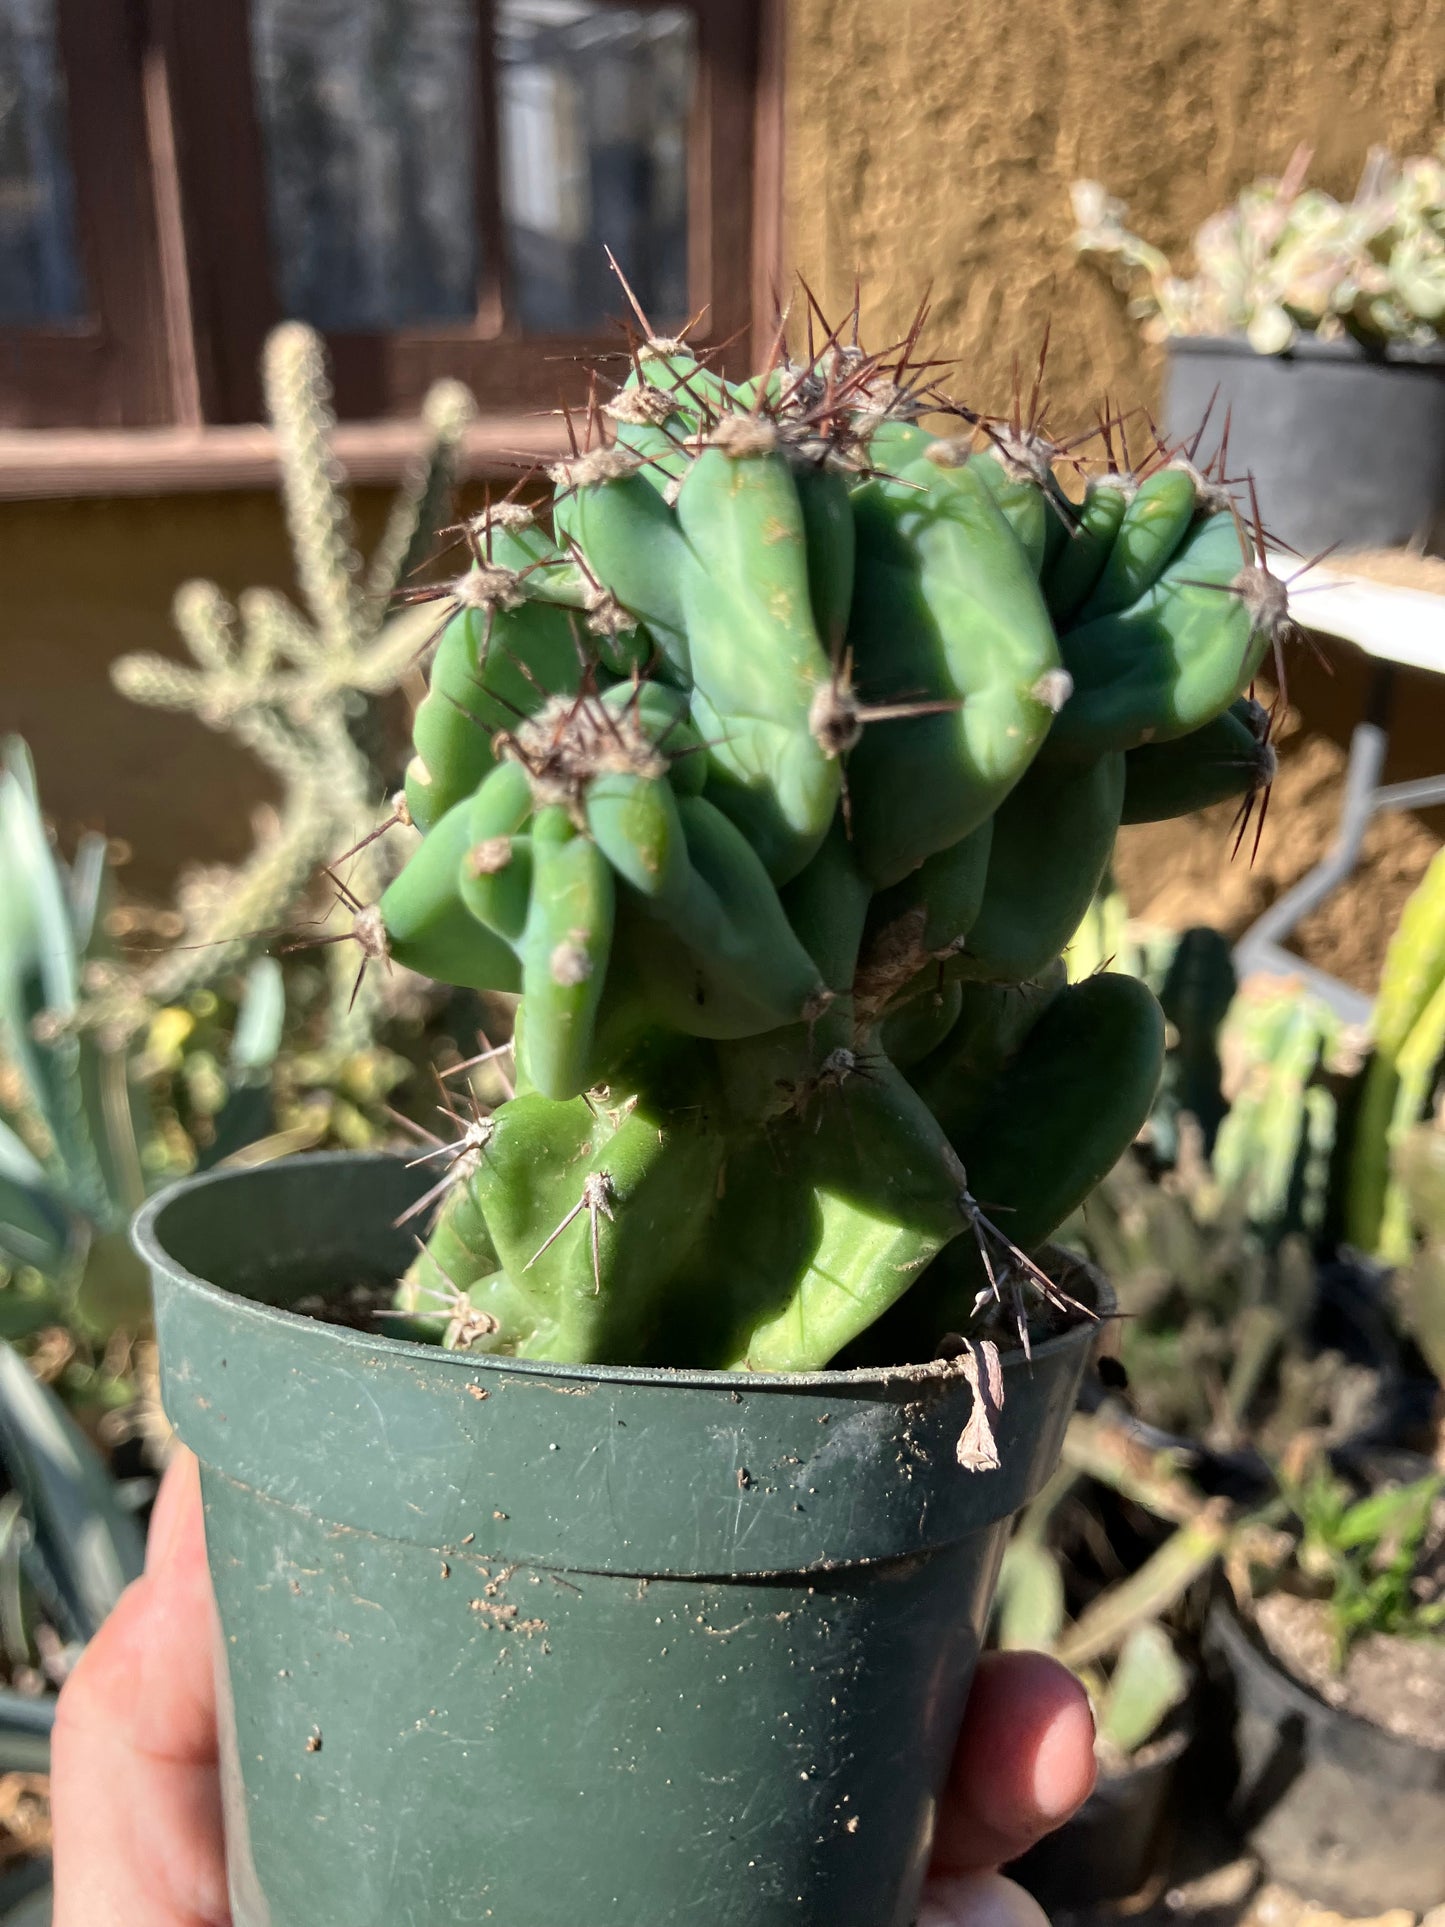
left=1073, top=141, right=1445, bottom=554
left=132, top=297, right=1286, bottom=1927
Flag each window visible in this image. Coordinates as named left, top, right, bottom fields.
left=0, top=0, right=169, bottom=427
left=0, top=0, right=780, bottom=442
left=0, top=0, right=85, bottom=324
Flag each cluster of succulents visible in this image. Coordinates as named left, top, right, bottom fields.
left=1073, top=140, right=1445, bottom=355
left=331, top=283, right=1292, bottom=1376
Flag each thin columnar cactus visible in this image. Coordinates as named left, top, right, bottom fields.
left=107, top=323, right=476, bottom=1050
left=337, top=294, right=1288, bottom=1374
left=1346, top=844, right=1445, bottom=1262
left=1392, top=1123, right=1445, bottom=1385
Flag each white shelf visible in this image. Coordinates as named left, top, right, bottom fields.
left=1278, top=562, right=1445, bottom=674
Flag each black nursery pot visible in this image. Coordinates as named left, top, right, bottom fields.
left=135, top=1152, right=1106, bottom=1927
left=1205, top=1589, right=1445, bottom=1915
left=1164, top=334, right=1445, bottom=556
left=1006, top=1716, right=1191, bottom=1912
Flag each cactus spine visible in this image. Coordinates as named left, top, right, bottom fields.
left=360, top=300, right=1289, bottom=1373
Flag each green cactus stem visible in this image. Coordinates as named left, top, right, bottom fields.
left=1391, top=1125, right=1445, bottom=1384
left=1347, top=845, right=1445, bottom=1261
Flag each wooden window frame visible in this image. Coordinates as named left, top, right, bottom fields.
left=0, top=0, right=785, bottom=485
left=0, top=0, right=173, bottom=429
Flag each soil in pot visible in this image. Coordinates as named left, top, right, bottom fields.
left=138, top=1151, right=1108, bottom=1927
left=1252, top=1590, right=1445, bottom=1753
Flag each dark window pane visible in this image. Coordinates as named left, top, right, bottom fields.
left=0, top=0, right=85, bottom=324
left=249, top=0, right=479, bottom=332
left=498, top=1, right=694, bottom=334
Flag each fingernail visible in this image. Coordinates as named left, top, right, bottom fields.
left=1031, top=1687, right=1097, bottom=1820
left=145, top=1448, right=199, bottom=1575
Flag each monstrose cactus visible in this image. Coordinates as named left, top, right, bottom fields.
left=344, top=297, right=1286, bottom=1374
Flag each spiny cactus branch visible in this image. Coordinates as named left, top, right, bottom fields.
left=105, top=323, right=474, bottom=1049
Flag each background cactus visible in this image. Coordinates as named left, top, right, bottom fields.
left=1073, top=139, right=1445, bottom=355
left=1391, top=1122, right=1445, bottom=1386
left=994, top=1425, right=1209, bottom=1762
left=1346, top=843, right=1445, bottom=1263
left=106, top=323, right=475, bottom=1053
left=337, top=295, right=1290, bottom=1373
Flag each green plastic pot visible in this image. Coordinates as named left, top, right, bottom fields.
left=136, top=1152, right=1106, bottom=1927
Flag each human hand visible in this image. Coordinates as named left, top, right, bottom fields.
left=53, top=1449, right=1094, bottom=1927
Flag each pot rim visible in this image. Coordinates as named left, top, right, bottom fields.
left=133, top=1147, right=1112, bottom=1393
left=1165, top=331, right=1445, bottom=368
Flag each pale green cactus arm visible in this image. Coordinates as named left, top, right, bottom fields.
left=1347, top=845, right=1445, bottom=1259
left=106, top=324, right=475, bottom=1050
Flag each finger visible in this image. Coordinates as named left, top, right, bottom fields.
left=917, top=1871, right=1052, bottom=1927
left=930, top=1649, right=1096, bottom=1876
left=53, top=1448, right=230, bottom=1927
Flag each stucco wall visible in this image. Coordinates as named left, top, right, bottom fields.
left=0, top=492, right=394, bottom=896
left=784, top=0, right=1444, bottom=420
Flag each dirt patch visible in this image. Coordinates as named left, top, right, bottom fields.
left=1112, top=723, right=1441, bottom=997
left=0, top=1773, right=50, bottom=1866
left=1336, top=550, right=1445, bottom=595
left=291, top=1281, right=400, bottom=1333
left=1253, top=1590, right=1445, bottom=1751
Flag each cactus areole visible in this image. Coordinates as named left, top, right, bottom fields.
left=363, top=299, right=1285, bottom=1381
left=135, top=297, right=1290, bottom=1927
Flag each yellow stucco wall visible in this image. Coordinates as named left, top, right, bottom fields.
left=0, top=492, right=394, bottom=895
left=784, top=0, right=1444, bottom=421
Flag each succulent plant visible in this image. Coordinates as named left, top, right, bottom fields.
left=1212, top=978, right=1347, bottom=1244
left=1062, top=1135, right=1380, bottom=1456
left=107, top=323, right=475, bottom=1053
left=1073, top=140, right=1445, bottom=355
left=1060, top=955, right=1389, bottom=1462
left=1270, top=1447, right=1445, bottom=1664
left=322, top=293, right=1291, bottom=1374
left=0, top=738, right=285, bottom=1336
